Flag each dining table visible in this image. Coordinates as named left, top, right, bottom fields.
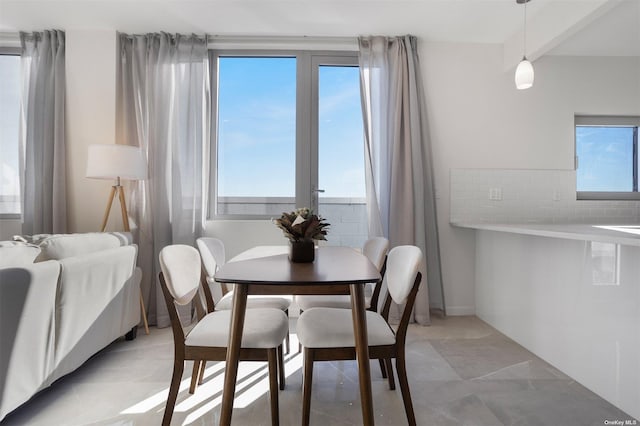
left=213, top=245, right=382, bottom=426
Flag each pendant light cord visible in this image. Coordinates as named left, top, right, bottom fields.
left=523, top=0, right=528, bottom=59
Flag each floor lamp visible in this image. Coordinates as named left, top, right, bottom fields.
left=86, top=144, right=150, bottom=335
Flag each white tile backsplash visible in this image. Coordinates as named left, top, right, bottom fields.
left=450, top=169, right=640, bottom=225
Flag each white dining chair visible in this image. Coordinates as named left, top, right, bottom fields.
left=296, top=245, right=423, bottom=426
left=294, top=236, right=390, bottom=375
left=158, top=244, right=288, bottom=426
left=294, top=236, right=389, bottom=313
left=195, top=237, right=292, bottom=389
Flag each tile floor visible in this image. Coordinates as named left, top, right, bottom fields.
left=2, top=316, right=635, bottom=425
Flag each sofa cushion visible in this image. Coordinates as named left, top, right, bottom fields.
left=0, top=260, right=59, bottom=420
left=0, top=241, right=42, bottom=267
left=36, top=232, right=132, bottom=261
left=53, top=245, right=138, bottom=377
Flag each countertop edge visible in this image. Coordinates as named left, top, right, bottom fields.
left=451, top=222, right=640, bottom=247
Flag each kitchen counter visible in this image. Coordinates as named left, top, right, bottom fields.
left=452, top=222, right=640, bottom=246
left=460, top=221, right=640, bottom=420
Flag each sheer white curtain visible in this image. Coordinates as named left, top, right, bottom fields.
left=359, top=35, right=444, bottom=324
left=117, top=33, right=209, bottom=327
left=19, top=30, right=67, bottom=235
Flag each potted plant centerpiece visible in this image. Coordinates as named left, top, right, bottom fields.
left=274, top=208, right=330, bottom=263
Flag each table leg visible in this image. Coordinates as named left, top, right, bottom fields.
left=350, top=283, right=374, bottom=425
left=220, top=284, right=248, bottom=425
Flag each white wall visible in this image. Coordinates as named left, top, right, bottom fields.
left=56, top=32, right=640, bottom=315
left=421, top=43, right=640, bottom=314
left=65, top=30, right=118, bottom=233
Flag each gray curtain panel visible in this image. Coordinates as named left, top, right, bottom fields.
left=358, top=35, right=445, bottom=324
left=19, top=30, right=67, bottom=235
left=117, top=32, right=209, bottom=328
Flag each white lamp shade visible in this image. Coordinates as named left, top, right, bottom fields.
left=515, top=58, right=534, bottom=90
left=86, top=144, right=147, bottom=180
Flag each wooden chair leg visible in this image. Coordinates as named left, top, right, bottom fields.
left=379, top=358, right=387, bottom=378
left=277, top=344, right=286, bottom=390
left=198, top=360, right=207, bottom=385
left=189, top=360, right=201, bottom=394
left=302, top=348, right=314, bottom=426
left=139, top=289, right=150, bottom=335
left=285, top=309, right=290, bottom=354
left=384, top=358, right=395, bottom=390
left=162, top=358, right=184, bottom=426
left=298, top=309, right=303, bottom=354
left=268, top=348, right=280, bottom=426
left=396, top=353, right=416, bottom=426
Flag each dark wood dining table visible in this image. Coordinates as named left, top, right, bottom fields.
left=214, top=245, right=381, bottom=425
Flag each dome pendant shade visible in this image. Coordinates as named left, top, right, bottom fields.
left=515, top=57, right=534, bottom=90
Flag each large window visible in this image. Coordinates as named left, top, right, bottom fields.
left=575, top=116, right=640, bottom=200
left=215, top=56, right=297, bottom=211
left=0, top=50, right=21, bottom=216
left=210, top=51, right=367, bottom=246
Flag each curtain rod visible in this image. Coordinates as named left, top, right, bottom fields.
left=207, top=35, right=358, bottom=51
left=0, top=32, right=21, bottom=48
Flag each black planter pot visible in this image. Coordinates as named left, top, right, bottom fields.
left=289, top=239, right=315, bottom=263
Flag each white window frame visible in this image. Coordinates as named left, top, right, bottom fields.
left=207, top=49, right=361, bottom=220
left=0, top=47, right=22, bottom=219
left=575, top=115, right=640, bottom=200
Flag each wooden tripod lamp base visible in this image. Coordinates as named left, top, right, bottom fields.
left=100, top=181, right=150, bottom=336
left=88, top=144, right=150, bottom=336
left=100, top=182, right=131, bottom=233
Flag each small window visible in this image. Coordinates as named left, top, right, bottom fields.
left=0, top=51, right=21, bottom=216
left=575, top=115, right=640, bottom=200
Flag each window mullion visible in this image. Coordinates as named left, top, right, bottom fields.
left=309, top=55, right=321, bottom=212
left=208, top=50, right=219, bottom=218
left=296, top=52, right=313, bottom=210
left=633, top=126, right=638, bottom=192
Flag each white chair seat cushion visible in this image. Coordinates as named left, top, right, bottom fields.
left=216, top=291, right=291, bottom=311
left=186, top=308, right=288, bottom=349
left=294, top=294, right=371, bottom=311
left=297, top=308, right=395, bottom=348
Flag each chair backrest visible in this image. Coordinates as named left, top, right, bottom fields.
left=363, top=237, right=390, bottom=312
left=196, top=238, right=227, bottom=310
left=384, top=245, right=422, bottom=306
left=363, top=237, right=389, bottom=272
left=196, top=237, right=226, bottom=277
left=159, top=244, right=202, bottom=306
left=380, top=245, right=423, bottom=348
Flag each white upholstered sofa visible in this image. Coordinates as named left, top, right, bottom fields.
left=0, top=232, right=141, bottom=421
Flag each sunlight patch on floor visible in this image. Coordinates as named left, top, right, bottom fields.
left=120, top=337, right=303, bottom=424
left=120, top=373, right=192, bottom=415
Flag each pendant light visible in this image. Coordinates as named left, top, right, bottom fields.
left=515, top=0, right=534, bottom=90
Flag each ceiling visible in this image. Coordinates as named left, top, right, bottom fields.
left=0, top=0, right=637, bottom=57
left=547, top=0, right=639, bottom=56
